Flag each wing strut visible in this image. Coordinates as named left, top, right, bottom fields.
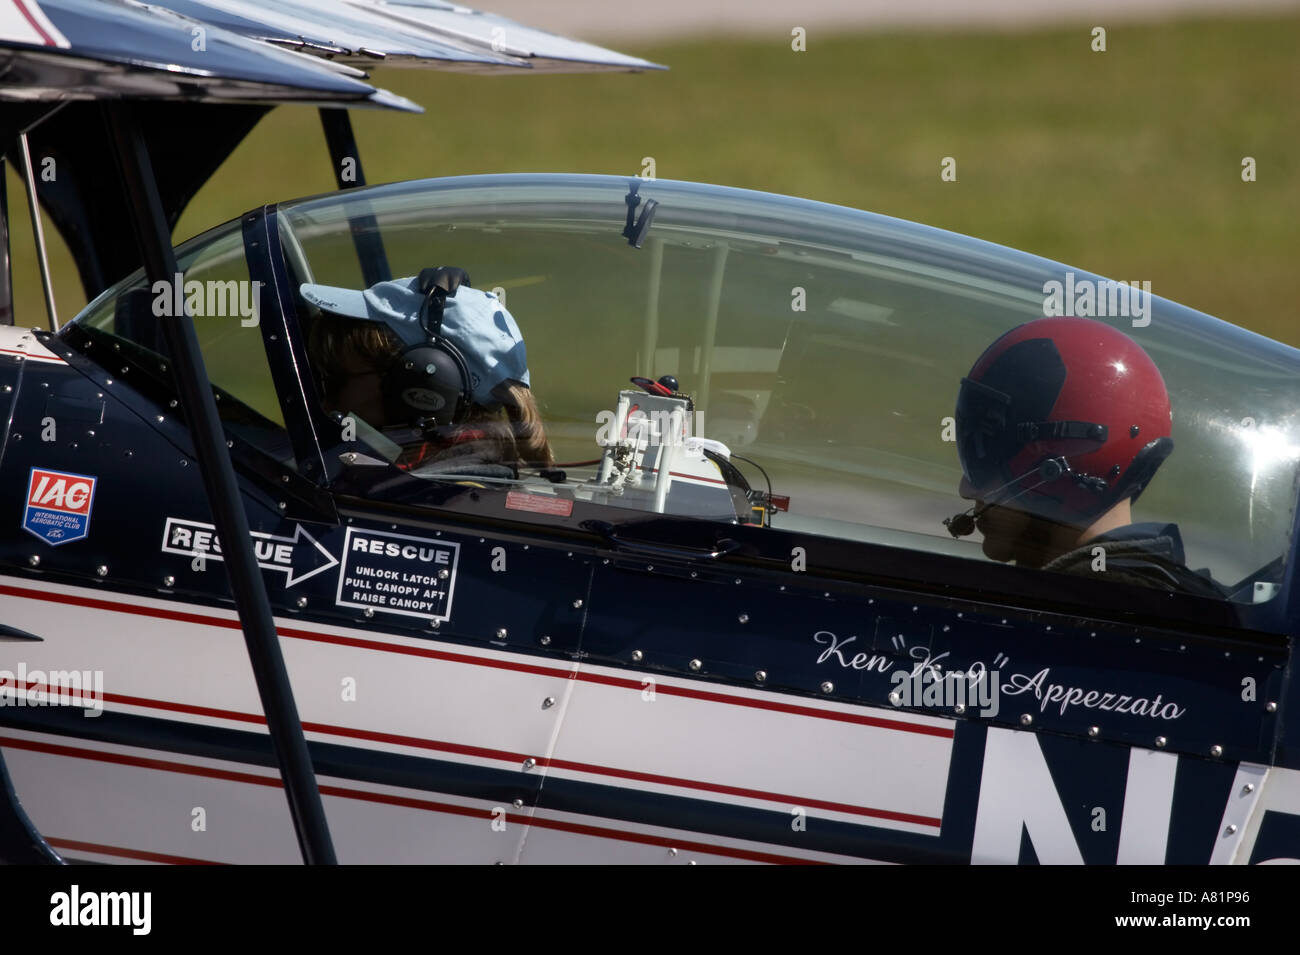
left=319, top=108, right=392, bottom=286
left=15, top=104, right=69, bottom=331
left=0, top=158, right=10, bottom=326
left=103, top=103, right=337, bottom=866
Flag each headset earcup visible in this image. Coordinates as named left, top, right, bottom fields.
left=382, top=343, right=469, bottom=427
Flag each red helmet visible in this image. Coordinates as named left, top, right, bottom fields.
left=955, top=317, right=1173, bottom=526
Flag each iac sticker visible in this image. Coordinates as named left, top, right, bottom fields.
left=23, top=468, right=96, bottom=545
left=336, top=527, right=459, bottom=623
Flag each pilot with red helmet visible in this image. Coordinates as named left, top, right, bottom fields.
left=948, top=317, right=1222, bottom=597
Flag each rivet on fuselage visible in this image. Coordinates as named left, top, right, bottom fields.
left=1155, top=736, right=1167, bottom=748
left=27, top=555, right=40, bottom=567
left=1088, top=726, right=1100, bottom=738
left=495, top=628, right=508, bottom=640
left=630, top=649, right=643, bottom=662
left=363, top=608, right=374, bottom=618
left=296, top=596, right=308, bottom=608
left=162, top=576, right=175, bottom=587
left=542, top=697, right=555, bottom=709
left=820, top=681, right=834, bottom=694
left=96, top=565, right=108, bottom=576
left=1020, top=714, right=1033, bottom=726
left=538, top=634, right=550, bottom=645
left=1210, top=744, right=1223, bottom=758
left=688, top=659, right=702, bottom=671
left=754, top=670, right=767, bottom=683
left=738, top=613, right=749, bottom=624
left=522, top=758, right=536, bottom=771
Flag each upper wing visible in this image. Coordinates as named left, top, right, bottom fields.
left=0, top=0, right=662, bottom=110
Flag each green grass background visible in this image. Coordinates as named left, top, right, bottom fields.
left=7, top=13, right=1298, bottom=345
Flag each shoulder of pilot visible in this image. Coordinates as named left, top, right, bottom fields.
left=1044, top=523, right=1225, bottom=597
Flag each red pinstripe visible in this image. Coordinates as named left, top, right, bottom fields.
left=5, top=678, right=943, bottom=827
left=10, top=0, right=56, bottom=45
left=5, top=735, right=826, bottom=865
left=46, top=837, right=224, bottom=865
left=0, top=581, right=954, bottom=739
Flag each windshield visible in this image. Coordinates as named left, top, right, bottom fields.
left=281, top=175, right=1298, bottom=605
left=60, top=218, right=292, bottom=464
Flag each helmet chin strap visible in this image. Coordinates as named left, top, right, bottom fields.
left=944, top=457, right=1070, bottom=538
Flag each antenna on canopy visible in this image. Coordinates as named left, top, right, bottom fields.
left=622, top=180, right=658, bottom=249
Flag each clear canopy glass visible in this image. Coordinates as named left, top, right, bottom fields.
left=70, top=174, right=1300, bottom=607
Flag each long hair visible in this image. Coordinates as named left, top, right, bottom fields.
left=308, top=317, right=397, bottom=407
left=489, top=380, right=555, bottom=469
left=308, top=316, right=554, bottom=469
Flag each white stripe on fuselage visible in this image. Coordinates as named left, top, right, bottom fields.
left=0, top=575, right=954, bottom=862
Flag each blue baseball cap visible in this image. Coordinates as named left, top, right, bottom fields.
left=300, top=276, right=531, bottom=408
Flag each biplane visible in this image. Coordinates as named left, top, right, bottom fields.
left=0, top=0, right=1296, bottom=865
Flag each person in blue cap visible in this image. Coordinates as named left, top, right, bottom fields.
left=303, top=267, right=554, bottom=474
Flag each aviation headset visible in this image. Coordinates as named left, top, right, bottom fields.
left=379, top=266, right=474, bottom=429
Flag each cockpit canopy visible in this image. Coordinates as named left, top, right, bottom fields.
left=67, top=174, right=1300, bottom=613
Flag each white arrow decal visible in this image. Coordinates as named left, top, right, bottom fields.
left=160, top=516, right=339, bottom=588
